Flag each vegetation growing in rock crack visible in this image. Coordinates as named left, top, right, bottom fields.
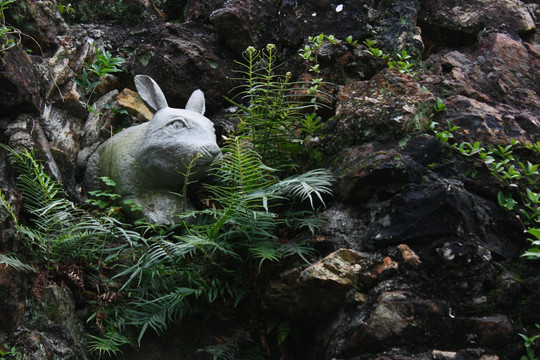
left=226, top=44, right=332, bottom=170
left=430, top=100, right=540, bottom=359
left=72, top=44, right=126, bottom=114
left=0, top=0, right=19, bottom=58
left=0, top=44, right=335, bottom=358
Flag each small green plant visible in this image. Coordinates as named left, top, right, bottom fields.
left=523, top=229, right=540, bottom=259
left=387, top=49, right=419, bottom=77
left=345, top=35, right=358, bottom=46
left=363, top=39, right=388, bottom=59
left=73, top=44, right=126, bottom=111
left=299, top=33, right=344, bottom=73
left=0, top=0, right=18, bottom=57
left=86, top=176, right=122, bottom=210
left=362, top=39, right=420, bottom=77
left=0, top=344, right=22, bottom=360
left=520, top=324, right=540, bottom=360
left=57, top=2, right=75, bottom=21
left=430, top=119, right=459, bottom=143
left=434, top=97, right=447, bottom=112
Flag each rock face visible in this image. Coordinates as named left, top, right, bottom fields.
left=0, top=0, right=539, bottom=359
left=336, top=69, right=436, bottom=143
left=84, top=75, right=221, bottom=224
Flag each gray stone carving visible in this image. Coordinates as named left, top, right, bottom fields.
left=84, top=75, right=221, bottom=224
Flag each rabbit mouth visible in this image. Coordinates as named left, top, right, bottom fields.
left=198, top=147, right=222, bottom=163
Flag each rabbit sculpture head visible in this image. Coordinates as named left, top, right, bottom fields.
left=134, top=75, right=221, bottom=188
left=84, top=75, right=221, bottom=224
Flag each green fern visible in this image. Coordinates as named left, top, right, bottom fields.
left=87, top=330, right=130, bottom=357
left=267, top=168, right=334, bottom=209
left=227, top=44, right=331, bottom=168
left=111, top=136, right=331, bottom=346
left=0, top=253, right=36, bottom=273
left=126, top=286, right=200, bottom=344
left=1, top=146, right=142, bottom=268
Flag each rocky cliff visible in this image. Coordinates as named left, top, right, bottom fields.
left=0, top=1, right=539, bottom=359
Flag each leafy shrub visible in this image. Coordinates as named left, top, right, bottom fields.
left=227, top=44, right=331, bottom=170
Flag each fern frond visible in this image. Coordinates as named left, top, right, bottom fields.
left=283, top=210, right=327, bottom=234
left=249, top=240, right=280, bottom=269
left=198, top=341, right=238, bottom=360
left=0, top=189, right=18, bottom=224
left=277, top=242, right=317, bottom=264
left=0, top=253, right=36, bottom=273
left=88, top=330, right=130, bottom=357
left=2, top=146, right=64, bottom=211
left=125, top=286, right=200, bottom=344
left=269, top=168, right=334, bottom=208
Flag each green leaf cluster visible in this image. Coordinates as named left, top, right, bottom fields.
left=113, top=136, right=332, bottom=344
left=0, top=0, right=17, bottom=57
left=227, top=44, right=330, bottom=169
left=430, top=108, right=540, bottom=260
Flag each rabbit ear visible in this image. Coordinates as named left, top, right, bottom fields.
left=185, top=89, right=206, bottom=115
left=134, top=75, right=169, bottom=111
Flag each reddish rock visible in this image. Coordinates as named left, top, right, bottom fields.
left=460, top=315, right=514, bottom=348
left=372, top=256, right=398, bottom=275
left=336, top=69, right=436, bottom=144
left=423, top=33, right=540, bottom=145
left=419, top=0, right=535, bottom=44
left=397, top=244, right=422, bottom=268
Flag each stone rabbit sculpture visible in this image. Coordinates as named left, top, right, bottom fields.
left=84, top=75, right=221, bottom=224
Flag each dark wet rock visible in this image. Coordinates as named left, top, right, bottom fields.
left=316, top=202, right=367, bottom=251
left=7, top=0, right=68, bottom=54
left=335, top=69, right=436, bottom=144
left=209, top=0, right=277, bottom=54
left=320, top=290, right=444, bottom=357
left=183, top=0, right=227, bottom=22
left=278, top=1, right=369, bottom=48
left=332, top=141, right=419, bottom=203
left=0, top=46, right=41, bottom=115
left=0, top=265, right=27, bottom=333
left=419, top=0, right=536, bottom=46
left=0, top=267, right=88, bottom=360
left=370, top=0, right=424, bottom=58
left=125, top=23, right=235, bottom=114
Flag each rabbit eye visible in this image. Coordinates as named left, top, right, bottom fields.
left=169, top=119, right=187, bottom=130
